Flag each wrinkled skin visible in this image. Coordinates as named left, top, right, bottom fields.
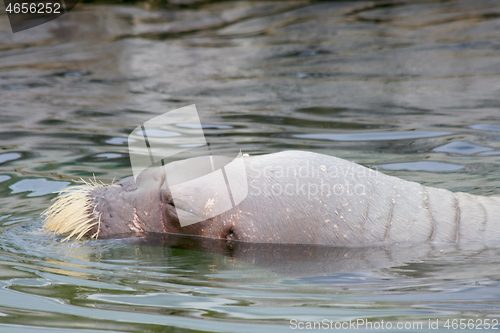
left=89, top=151, right=500, bottom=245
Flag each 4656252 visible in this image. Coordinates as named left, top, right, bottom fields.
left=5, top=2, right=62, bottom=14
left=444, top=319, right=499, bottom=329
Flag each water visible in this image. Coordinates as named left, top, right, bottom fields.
left=1, top=0, right=500, bottom=331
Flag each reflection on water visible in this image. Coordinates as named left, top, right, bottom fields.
left=1, top=0, right=500, bottom=331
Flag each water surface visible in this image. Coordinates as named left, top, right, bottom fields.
left=1, top=0, right=500, bottom=331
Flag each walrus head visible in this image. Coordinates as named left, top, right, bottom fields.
left=43, top=157, right=243, bottom=241
left=43, top=167, right=181, bottom=240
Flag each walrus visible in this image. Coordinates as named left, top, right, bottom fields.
left=43, top=151, right=500, bottom=245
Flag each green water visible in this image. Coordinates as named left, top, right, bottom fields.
left=1, top=0, right=500, bottom=331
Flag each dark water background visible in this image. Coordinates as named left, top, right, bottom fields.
left=1, top=0, right=500, bottom=331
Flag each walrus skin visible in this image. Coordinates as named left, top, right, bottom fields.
left=45, top=151, right=500, bottom=245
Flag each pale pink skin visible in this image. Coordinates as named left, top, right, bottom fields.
left=89, top=151, right=500, bottom=245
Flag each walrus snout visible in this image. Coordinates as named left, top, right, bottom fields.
left=44, top=168, right=176, bottom=240
left=90, top=183, right=138, bottom=238
left=93, top=169, right=176, bottom=238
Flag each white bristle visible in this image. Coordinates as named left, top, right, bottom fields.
left=42, top=179, right=105, bottom=241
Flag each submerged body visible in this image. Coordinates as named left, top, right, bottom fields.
left=44, top=151, right=500, bottom=245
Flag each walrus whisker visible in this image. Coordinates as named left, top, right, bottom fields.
left=91, top=212, right=102, bottom=240
left=43, top=181, right=105, bottom=241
